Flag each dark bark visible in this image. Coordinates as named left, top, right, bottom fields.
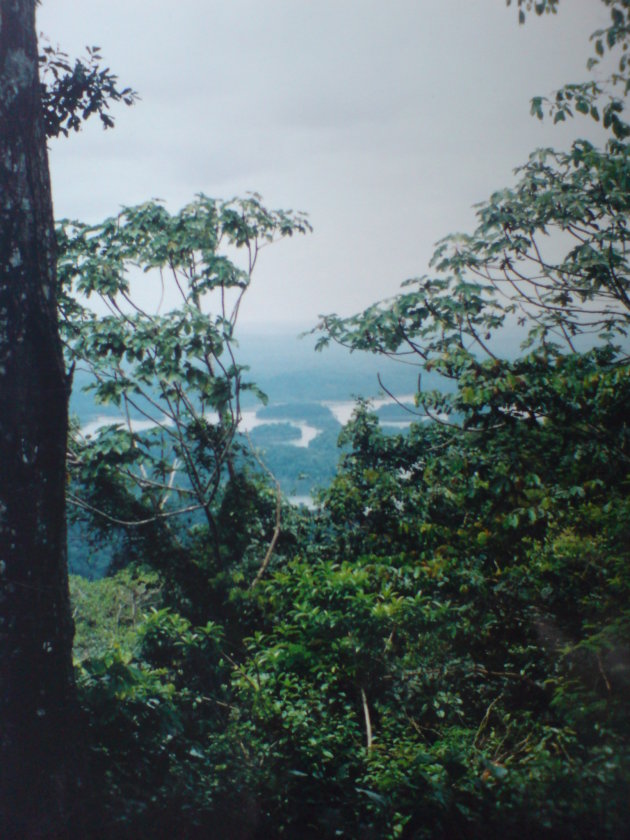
left=0, top=1, right=88, bottom=835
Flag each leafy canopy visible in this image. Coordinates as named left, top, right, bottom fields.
left=64, top=1, right=630, bottom=837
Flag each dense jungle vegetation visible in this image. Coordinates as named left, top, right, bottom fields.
left=56, top=1, right=630, bottom=837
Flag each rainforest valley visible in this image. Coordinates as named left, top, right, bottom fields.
left=2, top=1, right=630, bottom=837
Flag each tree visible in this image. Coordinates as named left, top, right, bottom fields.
left=256, top=1, right=630, bottom=835
left=54, top=196, right=312, bottom=834
left=57, top=194, right=310, bottom=605
left=317, top=0, right=630, bottom=413
left=0, top=1, right=89, bottom=834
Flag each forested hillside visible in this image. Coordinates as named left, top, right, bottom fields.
left=2, top=0, right=629, bottom=837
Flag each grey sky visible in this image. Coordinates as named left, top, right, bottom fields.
left=39, top=1, right=610, bottom=327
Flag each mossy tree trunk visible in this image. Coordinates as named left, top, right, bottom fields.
left=0, top=1, right=88, bottom=835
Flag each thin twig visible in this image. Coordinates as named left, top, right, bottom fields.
left=360, top=687, right=373, bottom=751
left=246, top=430, right=283, bottom=589
left=474, top=694, right=502, bottom=749
left=67, top=492, right=203, bottom=527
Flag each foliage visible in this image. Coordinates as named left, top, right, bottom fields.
left=59, top=194, right=310, bottom=596
left=518, top=0, right=630, bottom=134
left=74, top=572, right=232, bottom=838
left=60, top=194, right=315, bottom=836
left=223, top=381, right=630, bottom=837
left=72, top=379, right=630, bottom=836
left=288, top=0, right=630, bottom=834
left=507, top=0, right=559, bottom=26
left=70, top=568, right=163, bottom=659
left=39, top=41, right=138, bottom=139
left=66, top=1, right=630, bottom=837
left=315, top=139, right=630, bottom=390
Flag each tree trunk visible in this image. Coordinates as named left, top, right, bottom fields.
left=0, top=1, right=88, bottom=835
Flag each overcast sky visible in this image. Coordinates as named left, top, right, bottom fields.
left=39, top=1, right=610, bottom=328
